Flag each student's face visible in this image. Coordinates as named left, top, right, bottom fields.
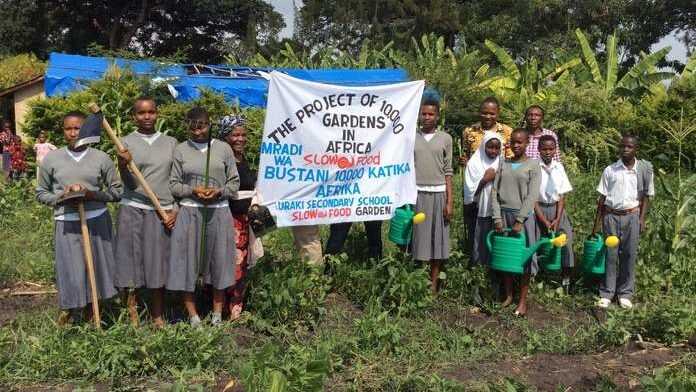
left=38, top=134, right=47, bottom=143
left=539, top=140, right=556, bottom=164
left=224, top=126, right=247, bottom=155
left=2, top=121, right=11, bottom=132
left=525, top=107, right=543, bottom=129
left=510, top=132, right=528, bottom=158
left=479, top=102, right=499, bottom=129
left=133, top=100, right=157, bottom=132
left=484, top=139, right=501, bottom=160
left=188, top=117, right=210, bottom=142
left=619, top=137, right=638, bottom=161
left=63, top=116, right=82, bottom=147
left=419, top=105, right=438, bottom=130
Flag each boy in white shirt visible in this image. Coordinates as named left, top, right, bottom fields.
left=595, top=135, right=654, bottom=309
left=534, top=135, right=574, bottom=292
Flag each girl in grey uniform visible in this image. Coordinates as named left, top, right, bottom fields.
left=115, top=97, right=178, bottom=327
left=36, top=111, right=122, bottom=324
left=491, top=128, right=541, bottom=316
left=167, top=107, right=240, bottom=326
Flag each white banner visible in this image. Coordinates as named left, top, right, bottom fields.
left=257, top=71, right=424, bottom=227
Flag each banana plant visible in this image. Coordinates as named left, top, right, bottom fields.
left=574, top=28, right=673, bottom=100
left=482, top=39, right=581, bottom=114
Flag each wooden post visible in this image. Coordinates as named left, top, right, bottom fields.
left=78, top=202, right=101, bottom=329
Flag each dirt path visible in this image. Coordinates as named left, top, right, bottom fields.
left=0, top=283, right=56, bottom=326
left=444, top=346, right=686, bottom=391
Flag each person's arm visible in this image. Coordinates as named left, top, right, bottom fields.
left=116, top=141, right=137, bottom=191
left=458, top=128, right=469, bottom=166
left=534, top=202, right=550, bottom=231
left=517, top=163, right=541, bottom=224
left=639, top=163, right=654, bottom=233
left=491, top=168, right=503, bottom=232
left=35, top=160, right=60, bottom=206
left=221, top=147, right=240, bottom=201
left=86, top=155, right=122, bottom=202
left=551, top=196, right=565, bottom=232
left=170, top=148, right=193, bottom=199
left=443, top=135, right=454, bottom=221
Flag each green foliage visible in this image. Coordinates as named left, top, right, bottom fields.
left=354, top=304, right=404, bottom=354
left=0, top=316, right=236, bottom=383
left=329, top=254, right=433, bottom=316
left=245, top=260, right=331, bottom=328
left=0, top=54, right=45, bottom=90
left=641, top=363, right=696, bottom=391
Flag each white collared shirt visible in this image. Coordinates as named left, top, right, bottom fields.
left=597, top=160, right=644, bottom=209
left=539, top=160, right=572, bottom=203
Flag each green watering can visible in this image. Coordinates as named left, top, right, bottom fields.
left=538, top=231, right=563, bottom=272
left=389, top=205, right=414, bottom=245
left=486, top=229, right=567, bottom=274
left=582, top=233, right=620, bottom=276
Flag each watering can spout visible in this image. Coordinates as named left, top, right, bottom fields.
left=525, top=233, right=567, bottom=261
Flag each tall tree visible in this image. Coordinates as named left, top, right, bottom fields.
left=0, top=0, right=285, bottom=63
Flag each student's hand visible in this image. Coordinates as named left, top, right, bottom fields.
left=192, top=186, right=207, bottom=201
left=83, top=190, right=96, bottom=201
left=458, top=155, right=468, bottom=167
left=549, top=219, right=560, bottom=232
left=482, top=168, right=496, bottom=183
left=640, top=218, right=646, bottom=234
left=511, top=222, right=523, bottom=234
left=162, top=210, right=177, bottom=231
left=117, top=149, right=132, bottom=168
left=443, top=202, right=453, bottom=223
left=494, top=221, right=504, bottom=233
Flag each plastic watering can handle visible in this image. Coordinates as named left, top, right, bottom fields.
left=485, top=228, right=521, bottom=251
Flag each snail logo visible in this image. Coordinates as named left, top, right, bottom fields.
left=337, top=156, right=353, bottom=169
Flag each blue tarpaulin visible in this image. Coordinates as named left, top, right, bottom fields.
left=45, top=53, right=409, bottom=108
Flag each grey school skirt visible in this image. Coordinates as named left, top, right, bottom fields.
left=114, top=205, right=171, bottom=289
left=412, top=191, right=450, bottom=261
left=472, top=217, right=493, bottom=266
left=54, top=211, right=118, bottom=309
left=501, top=209, right=539, bottom=275
left=535, top=202, right=575, bottom=268
left=166, top=206, right=236, bottom=292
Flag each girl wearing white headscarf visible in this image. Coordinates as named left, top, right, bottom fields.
left=464, top=131, right=503, bottom=265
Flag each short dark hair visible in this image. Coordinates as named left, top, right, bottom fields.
left=186, top=106, right=209, bottom=121
left=621, top=134, right=640, bottom=146
left=133, top=96, right=156, bottom=110
left=480, top=96, right=500, bottom=109
left=512, top=127, right=529, bottom=138
left=525, top=104, right=545, bottom=116
left=63, top=111, right=85, bottom=122
left=538, top=135, right=556, bottom=147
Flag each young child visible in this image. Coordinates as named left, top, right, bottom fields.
left=35, top=111, right=122, bottom=324
left=114, top=97, right=178, bottom=327
left=595, top=135, right=654, bottom=309
left=491, top=128, right=541, bottom=316
left=167, top=107, right=240, bottom=326
left=465, top=132, right=503, bottom=266
left=534, top=135, right=574, bottom=292
left=413, top=92, right=453, bottom=293
left=34, top=131, right=57, bottom=179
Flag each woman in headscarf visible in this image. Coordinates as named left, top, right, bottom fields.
left=464, top=132, right=504, bottom=267
left=219, top=114, right=261, bottom=320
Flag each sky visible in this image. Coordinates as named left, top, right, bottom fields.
left=267, top=0, right=689, bottom=63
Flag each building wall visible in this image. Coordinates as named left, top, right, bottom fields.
left=13, top=82, right=44, bottom=139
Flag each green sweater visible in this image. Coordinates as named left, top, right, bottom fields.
left=36, top=147, right=122, bottom=216
left=491, top=158, right=541, bottom=223
left=170, top=139, right=240, bottom=205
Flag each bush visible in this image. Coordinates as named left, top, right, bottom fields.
left=0, top=53, right=45, bottom=90
left=245, top=260, right=331, bottom=329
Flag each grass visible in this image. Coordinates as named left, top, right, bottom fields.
left=0, top=172, right=695, bottom=391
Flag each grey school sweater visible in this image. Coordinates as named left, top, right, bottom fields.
left=170, top=139, right=240, bottom=205
left=414, top=129, right=453, bottom=186
left=491, top=158, right=541, bottom=223
left=120, top=131, right=177, bottom=207
left=36, top=147, right=122, bottom=216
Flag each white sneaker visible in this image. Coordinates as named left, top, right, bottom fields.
left=597, top=298, right=611, bottom=308
left=211, top=312, right=223, bottom=326
left=619, top=298, right=634, bottom=309
left=190, top=315, right=202, bottom=328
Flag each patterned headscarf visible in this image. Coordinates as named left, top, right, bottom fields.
left=218, top=114, right=246, bottom=139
